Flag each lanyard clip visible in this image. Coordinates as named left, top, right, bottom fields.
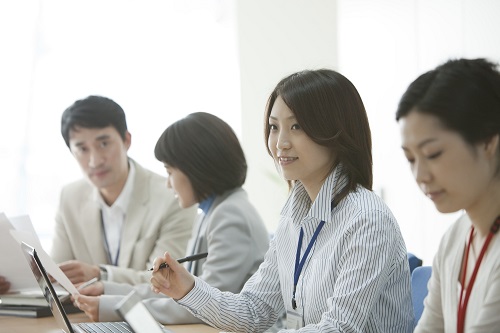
left=292, top=285, right=297, bottom=310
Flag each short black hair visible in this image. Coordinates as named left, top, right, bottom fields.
left=61, top=95, right=128, bottom=148
left=396, top=58, right=500, bottom=145
left=155, top=112, right=247, bottom=202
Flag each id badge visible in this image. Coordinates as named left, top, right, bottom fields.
left=286, top=310, right=304, bottom=329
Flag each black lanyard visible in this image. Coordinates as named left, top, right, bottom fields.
left=188, top=196, right=215, bottom=272
left=187, top=212, right=209, bottom=273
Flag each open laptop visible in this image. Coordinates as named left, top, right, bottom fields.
left=21, top=242, right=170, bottom=333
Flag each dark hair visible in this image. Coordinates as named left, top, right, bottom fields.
left=264, top=69, right=373, bottom=205
left=155, top=112, right=247, bottom=202
left=396, top=58, right=500, bottom=146
left=61, top=95, right=128, bottom=148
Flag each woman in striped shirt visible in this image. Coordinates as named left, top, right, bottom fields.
left=151, top=69, right=414, bottom=332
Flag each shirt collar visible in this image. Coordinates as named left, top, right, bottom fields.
left=96, top=159, right=136, bottom=212
left=198, top=194, right=216, bottom=214
left=281, top=163, right=347, bottom=224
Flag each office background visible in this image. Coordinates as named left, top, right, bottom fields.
left=1, top=0, right=499, bottom=266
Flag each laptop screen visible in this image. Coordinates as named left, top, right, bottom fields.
left=20, top=242, right=170, bottom=333
left=21, top=242, right=74, bottom=333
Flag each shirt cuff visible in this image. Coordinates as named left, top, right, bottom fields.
left=177, top=277, right=214, bottom=312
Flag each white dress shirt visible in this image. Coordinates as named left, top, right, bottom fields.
left=177, top=165, right=414, bottom=332
left=97, top=161, right=135, bottom=275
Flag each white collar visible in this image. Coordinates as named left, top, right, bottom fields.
left=282, top=164, right=346, bottom=225
left=96, top=159, right=136, bottom=212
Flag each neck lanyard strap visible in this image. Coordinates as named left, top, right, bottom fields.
left=292, top=220, right=325, bottom=310
left=100, top=210, right=121, bottom=266
left=457, top=216, right=500, bottom=333
left=187, top=213, right=208, bottom=273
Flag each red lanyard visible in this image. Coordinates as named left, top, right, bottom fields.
left=457, top=216, right=500, bottom=333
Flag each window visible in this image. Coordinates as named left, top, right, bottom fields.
left=0, top=0, right=240, bottom=252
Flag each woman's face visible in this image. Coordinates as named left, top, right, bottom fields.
left=399, top=110, right=497, bottom=214
left=163, top=164, right=197, bottom=208
left=267, top=96, right=334, bottom=199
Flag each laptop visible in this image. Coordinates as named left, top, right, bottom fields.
left=21, top=242, right=170, bottom=333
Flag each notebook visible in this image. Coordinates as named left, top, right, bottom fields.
left=21, top=242, right=170, bottom=333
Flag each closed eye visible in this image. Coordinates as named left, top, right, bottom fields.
left=403, top=152, right=415, bottom=165
left=427, top=151, right=442, bottom=160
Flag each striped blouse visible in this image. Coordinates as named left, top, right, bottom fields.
left=177, top=165, right=414, bottom=332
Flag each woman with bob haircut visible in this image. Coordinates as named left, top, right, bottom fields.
left=150, top=69, right=413, bottom=332
left=397, top=58, right=500, bottom=333
left=75, top=112, right=269, bottom=325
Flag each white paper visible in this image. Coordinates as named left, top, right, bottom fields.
left=0, top=213, right=39, bottom=291
left=9, top=215, right=43, bottom=248
left=9, top=229, right=79, bottom=295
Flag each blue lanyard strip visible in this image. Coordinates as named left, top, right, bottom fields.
left=100, top=210, right=120, bottom=266
left=292, top=220, right=325, bottom=310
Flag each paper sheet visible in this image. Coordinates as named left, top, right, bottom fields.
left=9, top=215, right=43, bottom=247
left=9, top=229, right=79, bottom=295
left=0, top=213, right=39, bottom=291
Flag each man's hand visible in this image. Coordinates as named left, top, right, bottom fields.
left=150, top=252, right=195, bottom=300
left=77, top=280, right=104, bottom=296
left=0, top=276, right=10, bottom=294
left=74, top=294, right=100, bottom=322
left=59, top=260, right=100, bottom=284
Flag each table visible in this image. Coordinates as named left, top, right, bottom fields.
left=0, top=312, right=220, bottom=333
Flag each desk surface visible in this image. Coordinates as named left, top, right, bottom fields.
left=0, top=312, right=220, bottom=333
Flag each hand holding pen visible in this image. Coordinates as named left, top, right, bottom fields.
left=75, top=277, right=103, bottom=296
left=150, top=252, right=199, bottom=299
left=148, top=252, right=208, bottom=271
left=77, top=277, right=99, bottom=290
left=64, top=277, right=100, bottom=302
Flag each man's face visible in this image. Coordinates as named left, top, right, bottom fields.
left=69, top=126, right=131, bottom=195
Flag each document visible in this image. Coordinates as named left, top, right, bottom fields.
left=0, top=213, right=39, bottom=291
left=0, top=213, right=78, bottom=295
left=10, top=228, right=78, bottom=295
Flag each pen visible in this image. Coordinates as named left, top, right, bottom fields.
left=77, top=277, right=99, bottom=290
left=148, top=252, right=208, bottom=271
left=62, top=277, right=98, bottom=300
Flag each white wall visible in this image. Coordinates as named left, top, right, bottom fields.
left=0, top=0, right=241, bottom=251
left=336, top=0, right=500, bottom=265
left=235, top=0, right=338, bottom=231
left=2, top=0, right=500, bottom=265
left=234, top=0, right=500, bottom=266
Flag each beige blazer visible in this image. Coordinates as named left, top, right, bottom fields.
left=50, top=159, right=196, bottom=284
